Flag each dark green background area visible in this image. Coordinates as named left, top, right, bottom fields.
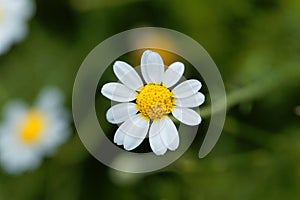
left=0, top=0, right=299, bottom=199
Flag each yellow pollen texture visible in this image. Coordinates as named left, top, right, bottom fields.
left=136, top=84, right=175, bottom=120
left=19, top=110, right=46, bottom=144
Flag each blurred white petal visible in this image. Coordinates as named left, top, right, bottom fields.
left=36, top=87, right=64, bottom=111
left=2, top=100, right=27, bottom=123
left=0, top=0, right=35, bottom=55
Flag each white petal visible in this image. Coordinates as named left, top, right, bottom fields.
left=106, top=103, right=137, bottom=124
left=117, top=115, right=149, bottom=150
left=101, top=83, right=136, bottom=102
left=38, top=118, right=70, bottom=156
left=141, top=50, right=152, bottom=66
left=159, top=117, right=179, bottom=151
left=2, top=100, right=27, bottom=122
left=114, top=129, right=125, bottom=145
left=0, top=148, right=41, bottom=175
left=149, top=122, right=167, bottom=155
left=147, top=52, right=164, bottom=66
left=123, top=135, right=145, bottom=151
left=172, top=79, right=202, bottom=98
left=141, top=50, right=152, bottom=83
left=113, top=61, right=143, bottom=91
left=149, top=117, right=179, bottom=153
left=0, top=131, right=41, bottom=174
left=163, top=62, right=185, bottom=88
left=172, top=108, right=202, bottom=126
left=176, top=92, right=205, bottom=108
left=141, top=51, right=164, bottom=83
left=36, top=87, right=64, bottom=110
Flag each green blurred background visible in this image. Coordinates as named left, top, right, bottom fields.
left=0, top=0, right=300, bottom=199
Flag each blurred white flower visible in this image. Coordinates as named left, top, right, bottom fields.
left=101, top=50, right=205, bottom=156
left=0, top=87, right=70, bottom=174
left=0, top=0, right=34, bottom=55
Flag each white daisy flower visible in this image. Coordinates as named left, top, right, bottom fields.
left=0, top=87, right=70, bottom=174
left=101, top=50, right=205, bottom=156
left=0, top=0, right=34, bottom=55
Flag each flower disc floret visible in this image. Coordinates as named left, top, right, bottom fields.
left=136, top=84, right=175, bottom=120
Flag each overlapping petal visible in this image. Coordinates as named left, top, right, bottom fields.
left=149, top=117, right=179, bottom=155
left=141, top=50, right=164, bottom=83
left=149, top=125, right=168, bottom=155
left=114, top=114, right=149, bottom=150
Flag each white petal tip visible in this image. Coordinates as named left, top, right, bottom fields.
left=147, top=52, right=163, bottom=64
left=154, top=152, right=165, bottom=156
left=115, top=141, right=123, bottom=146
left=167, top=136, right=180, bottom=151
left=190, top=115, right=202, bottom=126
left=101, top=83, right=136, bottom=102
left=100, top=84, right=112, bottom=98
left=124, top=144, right=135, bottom=151
left=172, top=79, right=202, bottom=98
left=142, top=50, right=152, bottom=56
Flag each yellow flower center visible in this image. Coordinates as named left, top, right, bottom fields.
left=19, top=110, right=46, bottom=144
left=136, top=84, right=175, bottom=120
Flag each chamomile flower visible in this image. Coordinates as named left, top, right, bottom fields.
left=0, top=87, right=70, bottom=174
left=101, top=50, right=205, bottom=156
left=0, top=0, right=34, bottom=55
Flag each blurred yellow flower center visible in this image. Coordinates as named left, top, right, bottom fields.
left=136, top=84, right=175, bottom=120
left=19, top=110, right=46, bottom=144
